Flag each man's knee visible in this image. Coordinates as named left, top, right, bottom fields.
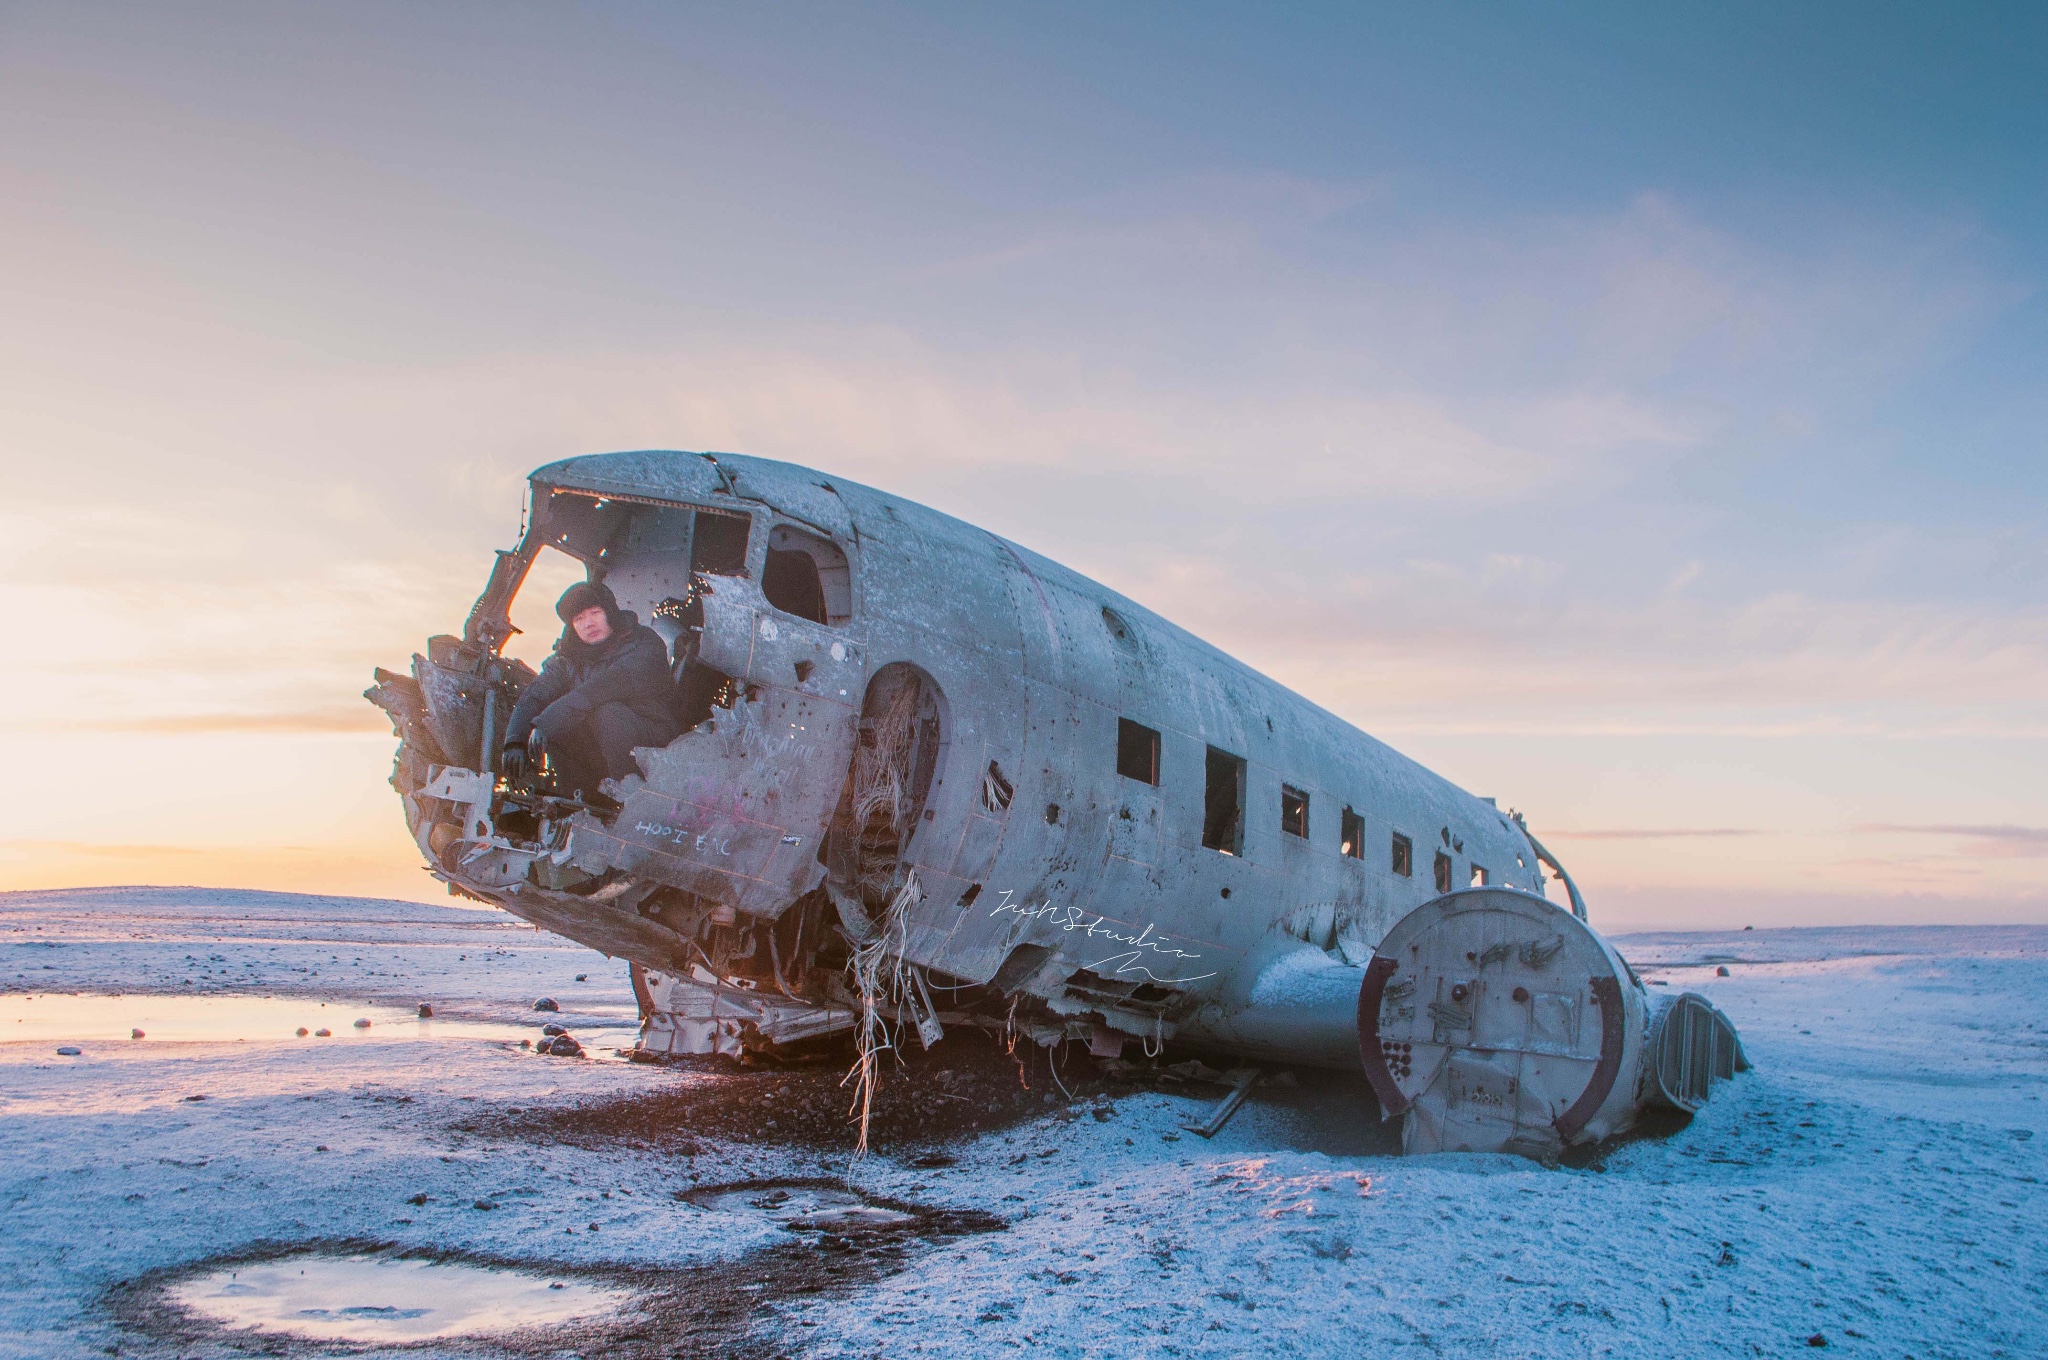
left=590, top=704, right=668, bottom=772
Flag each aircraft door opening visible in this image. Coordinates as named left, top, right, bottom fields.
left=828, top=663, right=946, bottom=918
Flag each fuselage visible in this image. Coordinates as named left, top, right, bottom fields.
left=374, top=449, right=1559, bottom=1059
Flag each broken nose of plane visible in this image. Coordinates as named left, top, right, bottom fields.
left=1358, top=887, right=1744, bottom=1159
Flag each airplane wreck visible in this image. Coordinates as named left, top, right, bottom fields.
left=367, top=450, right=1744, bottom=1158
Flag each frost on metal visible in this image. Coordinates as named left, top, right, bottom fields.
left=367, top=449, right=1744, bottom=1156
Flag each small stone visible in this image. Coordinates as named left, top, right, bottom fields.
left=542, top=1023, right=567, bottom=1037
left=314, top=1028, right=332, bottom=1037
left=131, top=1029, right=146, bottom=1040
left=184, top=1094, right=206, bottom=1102
left=1716, top=966, right=1730, bottom=977
left=417, top=1003, right=433, bottom=1018
left=547, top=1035, right=585, bottom=1058
left=406, top=1193, right=430, bottom=1206
left=315, top=1144, right=329, bottom=1152
left=1806, top=1335, right=1827, bottom=1348
left=296, top=1027, right=309, bottom=1037
left=533, top=998, right=560, bottom=1013
left=520, top=1038, right=532, bottom=1049
left=353, top=1018, right=372, bottom=1029
left=575, top=973, right=588, bottom=982
left=474, top=1199, right=498, bottom=1211
left=56, top=1046, right=82, bottom=1056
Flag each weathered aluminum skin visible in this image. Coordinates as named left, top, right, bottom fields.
left=370, top=448, right=1741, bottom=1152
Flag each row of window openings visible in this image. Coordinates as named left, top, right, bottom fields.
left=1116, top=718, right=1490, bottom=888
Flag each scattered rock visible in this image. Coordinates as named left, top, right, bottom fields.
left=353, top=1018, right=372, bottom=1029
left=417, top=1002, right=434, bottom=1017
left=315, top=1145, right=329, bottom=1152
left=534, top=998, right=560, bottom=1013
left=575, top=973, right=588, bottom=982
left=56, top=1046, right=82, bottom=1056
left=296, top=1027, right=309, bottom=1037
left=406, top=1193, right=430, bottom=1206
left=1807, top=1335, right=1828, bottom=1348
left=130, top=1029, right=145, bottom=1040
left=313, top=1028, right=332, bottom=1037
left=542, top=1023, right=568, bottom=1037
left=184, top=1094, right=206, bottom=1102
left=546, top=1035, right=586, bottom=1058
left=1716, top=966, right=1731, bottom=977
left=474, top=1199, right=498, bottom=1211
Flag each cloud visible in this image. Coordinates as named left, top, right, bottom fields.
left=0, top=841, right=206, bottom=860
left=1852, top=824, right=2048, bottom=859
left=1545, top=828, right=1764, bottom=840
left=74, top=710, right=387, bottom=735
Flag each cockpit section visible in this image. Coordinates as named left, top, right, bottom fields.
left=366, top=469, right=869, bottom=928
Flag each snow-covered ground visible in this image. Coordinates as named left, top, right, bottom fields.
left=3, top=887, right=2043, bottom=1358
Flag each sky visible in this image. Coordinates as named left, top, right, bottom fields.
left=1, top=2, right=2043, bottom=929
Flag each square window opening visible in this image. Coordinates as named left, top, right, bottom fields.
left=1280, top=784, right=1310, bottom=839
left=1117, top=719, right=1162, bottom=785
left=1341, top=807, right=1366, bottom=859
left=690, top=510, right=751, bottom=577
left=1202, top=746, right=1246, bottom=855
left=1434, top=851, right=1454, bottom=894
left=763, top=523, right=852, bottom=625
left=1390, top=832, right=1413, bottom=877
left=1470, top=864, right=1489, bottom=887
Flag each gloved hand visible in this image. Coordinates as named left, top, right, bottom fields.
left=500, top=744, right=527, bottom=784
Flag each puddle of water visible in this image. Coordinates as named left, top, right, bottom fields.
left=169, top=1254, right=633, bottom=1343
left=0, top=993, right=638, bottom=1052
left=694, top=1184, right=918, bottom=1233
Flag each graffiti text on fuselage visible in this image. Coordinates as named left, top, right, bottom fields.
left=634, top=820, right=733, bottom=857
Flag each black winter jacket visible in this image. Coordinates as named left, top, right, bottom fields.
left=504, top=612, right=680, bottom=749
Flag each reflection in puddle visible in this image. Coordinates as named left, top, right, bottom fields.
left=170, top=1254, right=632, bottom=1343
left=694, top=1184, right=918, bottom=1233
left=0, top=993, right=638, bottom=1051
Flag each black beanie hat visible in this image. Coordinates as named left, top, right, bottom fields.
left=556, top=579, right=620, bottom=625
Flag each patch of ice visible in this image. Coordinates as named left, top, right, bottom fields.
left=0, top=993, right=637, bottom=1052
left=169, top=1254, right=631, bottom=1343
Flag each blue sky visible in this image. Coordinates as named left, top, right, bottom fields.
left=1, top=3, right=2042, bottom=925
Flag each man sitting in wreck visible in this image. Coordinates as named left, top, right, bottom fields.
left=501, top=581, right=682, bottom=797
